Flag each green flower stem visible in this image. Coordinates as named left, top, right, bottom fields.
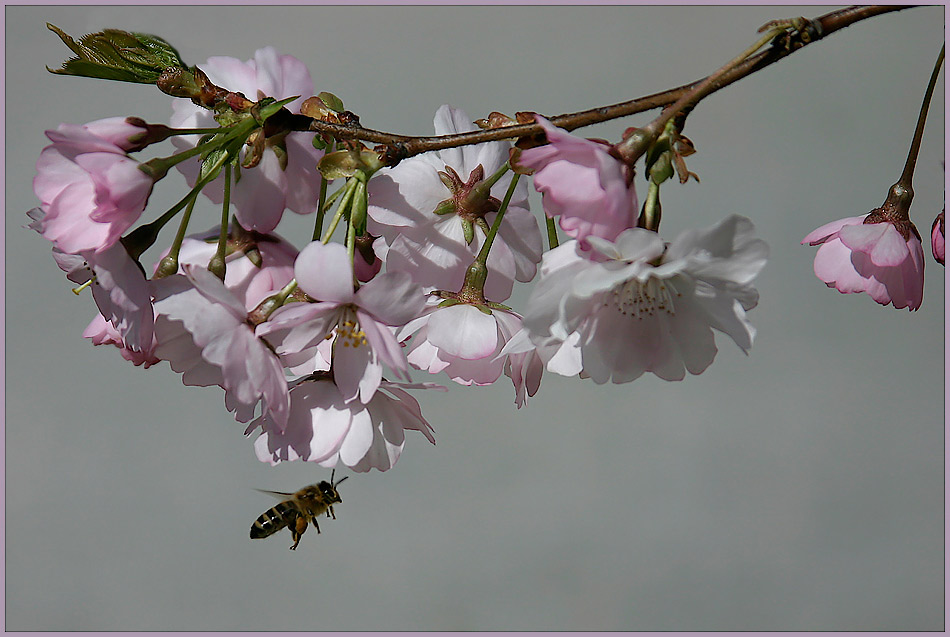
left=546, top=216, right=559, bottom=250
left=139, top=117, right=254, bottom=180
left=122, top=150, right=229, bottom=261
left=321, top=177, right=358, bottom=244
left=208, top=162, right=233, bottom=280
left=312, top=174, right=330, bottom=242
left=475, top=170, right=521, bottom=266
left=347, top=181, right=364, bottom=287
left=639, top=180, right=662, bottom=232
left=153, top=194, right=198, bottom=278
left=473, top=161, right=513, bottom=197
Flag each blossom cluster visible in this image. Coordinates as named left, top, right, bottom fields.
left=31, top=42, right=936, bottom=474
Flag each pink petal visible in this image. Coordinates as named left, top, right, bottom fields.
left=294, top=241, right=355, bottom=303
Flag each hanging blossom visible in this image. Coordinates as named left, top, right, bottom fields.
left=398, top=296, right=531, bottom=389
left=152, top=264, right=290, bottom=428
left=27, top=207, right=154, bottom=353
left=32, top=117, right=155, bottom=255
left=523, top=215, right=769, bottom=384
left=516, top=116, right=638, bottom=250
left=366, top=104, right=543, bottom=302
left=249, top=375, right=441, bottom=472
left=931, top=211, right=944, bottom=265
left=802, top=212, right=924, bottom=310
left=163, top=223, right=298, bottom=311
left=256, top=241, right=425, bottom=404
left=170, top=47, right=324, bottom=233
left=83, top=314, right=160, bottom=368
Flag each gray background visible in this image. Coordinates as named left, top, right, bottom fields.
left=5, top=4, right=945, bottom=631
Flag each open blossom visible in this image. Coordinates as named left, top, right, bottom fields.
left=523, top=215, right=768, bottom=384
left=33, top=119, right=155, bottom=254
left=517, top=116, right=637, bottom=250
left=249, top=376, right=440, bottom=472
left=367, top=105, right=542, bottom=301
left=802, top=214, right=924, bottom=310
left=27, top=207, right=154, bottom=353
left=170, top=47, right=323, bottom=233
left=152, top=264, right=290, bottom=428
left=398, top=298, right=528, bottom=388
left=256, top=241, right=424, bottom=404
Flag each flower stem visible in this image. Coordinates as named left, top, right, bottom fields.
left=475, top=169, right=520, bottom=266
left=153, top=194, right=198, bottom=278
left=321, top=177, right=358, bottom=244
left=207, top=162, right=232, bottom=280
left=546, top=216, right=559, bottom=250
left=898, top=44, right=944, bottom=190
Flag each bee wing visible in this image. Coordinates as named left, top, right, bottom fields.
left=255, top=489, right=294, bottom=501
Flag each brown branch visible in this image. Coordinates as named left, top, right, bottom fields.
left=287, top=6, right=914, bottom=165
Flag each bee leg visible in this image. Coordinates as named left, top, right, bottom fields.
left=327, top=505, right=336, bottom=520
left=311, top=516, right=321, bottom=534
left=289, top=516, right=308, bottom=550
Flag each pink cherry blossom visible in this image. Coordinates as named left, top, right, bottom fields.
left=170, top=47, right=324, bottom=233
left=398, top=297, right=528, bottom=387
left=931, top=212, right=944, bottom=265
left=249, top=375, right=440, bottom=472
left=367, top=105, right=542, bottom=302
left=517, top=116, right=637, bottom=249
left=523, top=215, right=768, bottom=384
left=256, top=241, right=425, bottom=404
left=802, top=214, right=924, bottom=310
left=83, top=314, right=160, bottom=368
left=152, top=264, right=290, bottom=428
left=33, top=120, right=155, bottom=254
left=159, top=224, right=298, bottom=311
left=28, top=207, right=154, bottom=353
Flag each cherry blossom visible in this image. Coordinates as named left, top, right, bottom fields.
left=398, top=297, right=527, bottom=387
left=523, top=215, right=768, bottom=384
left=161, top=224, right=298, bottom=311
left=33, top=120, right=155, bottom=254
left=27, top=207, right=154, bottom=353
left=152, top=264, right=290, bottom=428
left=517, top=116, right=638, bottom=249
left=83, top=314, right=160, bottom=368
left=931, top=211, right=944, bottom=265
left=256, top=241, right=425, bottom=404
left=802, top=214, right=924, bottom=310
left=169, top=47, right=323, bottom=232
left=249, top=375, right=440, bottom=472
left=367, top=105, right=542, bottom=301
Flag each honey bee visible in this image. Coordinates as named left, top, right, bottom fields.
left=250, top=471, right=348, bottom=550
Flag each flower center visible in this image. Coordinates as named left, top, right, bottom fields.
left=610, top=276, right=678, bottom=319
left=337, top=312, right=368, bottom=348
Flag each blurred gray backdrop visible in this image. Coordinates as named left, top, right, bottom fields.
left=5, top=5, right=945, bottom=631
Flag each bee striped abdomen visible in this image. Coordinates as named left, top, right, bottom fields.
left=250, top=501, right=299, bottom=539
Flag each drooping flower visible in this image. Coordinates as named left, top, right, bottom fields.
left=32, top=119, right=155, bottom=254
left=523, top=215, right=768, bottom=384
left=367, top=105, right=542, bottom=302
left=83, top=313, right=160, bottom=368
left=256, top=241, right=425, bottom=404
left=169, top=47, right=324, bottom=232
left=249, top=375, right=440, bottom=472
left=931, top=211, right=944, bottom=265
left=160, top=223, right=298, bottom=311
left=516, top=116, right=638, bottom=249
left=802, top=213, right=924, bottom=310
left=27, top=207, right=154, bottom=353
left=152, top=264, right=290, bottom=428
left=398, top=297, right=528, bottom=387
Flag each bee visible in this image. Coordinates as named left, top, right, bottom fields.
left=250, top=470, right=348, bottom=550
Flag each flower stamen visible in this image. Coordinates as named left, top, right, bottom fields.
left=611, top=277, right=677, bottom=320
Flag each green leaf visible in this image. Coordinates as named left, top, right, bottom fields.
left=46, top=24, right=190, bottom=84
